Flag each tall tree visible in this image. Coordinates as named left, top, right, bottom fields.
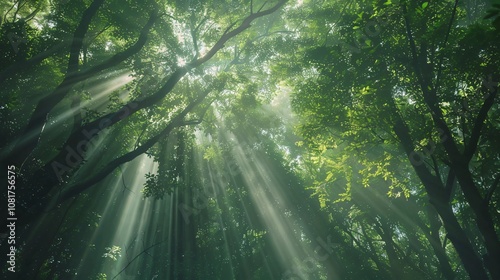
left=284, top=0, right=499, bottom=278
left=0, top=0, right=288, bottom=278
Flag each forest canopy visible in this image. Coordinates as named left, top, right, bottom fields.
left=0, top=0, right=499, bottom=279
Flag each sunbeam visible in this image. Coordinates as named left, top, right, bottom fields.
left=4, top=1, right=494, bottom=279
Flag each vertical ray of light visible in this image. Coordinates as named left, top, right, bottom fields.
left=228, top=134, right=302, bottom=260
left=206, top=162, right=237, bottom=280
left=70, top=154, right=158, bottom=279
left=195, top=134, right=259, bottom=278
left=194, top=111, right=313, bottom=278
left=72, top=169, right=134, bottom=278
left=197, top=95, right=315, bottom=277
left=226, top=131, right=319, bottom=279
left=165, top=190, right=176, bottom=279
left=61, top=81, right=325, bottom=280
left=106, top=155, right=156, bottom=278
left=223, top=83, right=321, bottom=276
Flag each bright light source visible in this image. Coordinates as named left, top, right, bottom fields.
left=177, top=57, right=186, bottom=66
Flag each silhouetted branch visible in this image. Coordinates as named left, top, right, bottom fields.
left=485, top=173, right=500, bottom=205
left=111, top=240, right=165, bottom=280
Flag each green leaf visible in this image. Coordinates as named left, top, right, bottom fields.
left=421, top=2, right=429, bottom=9
left=326, top=172, right=333, bottom=181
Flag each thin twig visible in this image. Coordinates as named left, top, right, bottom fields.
left=111, top=240, right=165, bottom=280
left=485, top=173, right=500, bottom=205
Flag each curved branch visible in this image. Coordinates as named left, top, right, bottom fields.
left=67, top=0, right=105, bottom=74
left=444, top=169, right=455, bottom=202
left=3, top=0, right=20, bottom=24
left=464, top=84, right=498, bottom=162
left=485, top=173, right=500, bottom=205
left=0, top=40, right=70, bottom=83
left=434, top=0, right=459, bottom=92
left=111, top=240, right=165, bottom=280
left=187, top=0, right=287, bottom=68
left=48, top=85, right=216, bottom=209
left=4, top=10, right=158, bottom=166
left=40, top=0, right=288, bottom=181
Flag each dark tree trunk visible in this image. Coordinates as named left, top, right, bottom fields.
left=393, top=119, right=490, bottom=279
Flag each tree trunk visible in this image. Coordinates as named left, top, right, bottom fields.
left=393, top=119, right=489, bottom=279
left=426, top=204, right=456, bottom=280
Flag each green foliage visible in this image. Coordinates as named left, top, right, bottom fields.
left=102, top=246, right=122, bottom=261
left=95, top=273, right=107, bottom=280
left=3, top=0, right=499, bottom=279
